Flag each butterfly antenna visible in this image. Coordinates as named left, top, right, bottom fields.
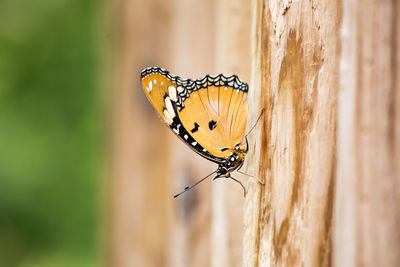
left=245, top=108, right=265, bottom=138
left=237, top=170, right=265, bottom=185
left=173, top=171, right=217, bottom=198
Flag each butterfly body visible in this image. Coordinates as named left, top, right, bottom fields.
left=215, top=143, right=247, bottom=177
left=141, top=67, right=250, bottom=194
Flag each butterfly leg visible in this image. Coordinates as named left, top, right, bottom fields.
left=227, top=174, right=247, bottom=197
left=244, top=108, right=265, bottom=138
left=236, top=170, right=265, bottom=185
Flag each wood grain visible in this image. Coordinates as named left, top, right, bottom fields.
left=213, top=0, right=252, bottom=266
left=109, top=0, right=173, bottom=266
left=168, top=1, right=216, bottom=267
left=244, top=0, right=341, bottom=266
left=110, top=0, right=400, bottom=266
left=334, top=0, right=400, bottom=266
left=110, top=0, right=218, bottom=267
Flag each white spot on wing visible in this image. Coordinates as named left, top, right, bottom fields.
left=163, top=109, right=173, bottom=124
left=177, top=86, right=184, bottom=93
left=184, top=134, right=188, bottom=140
left=148, top=81, right=153, bottom=92
left=168, top=85, right=177, bottom=101
left=164, top=96, right=175, bottom=117
left=191, top=141, right=197, bottom=146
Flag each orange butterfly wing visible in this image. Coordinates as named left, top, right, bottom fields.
left=141, top=69, right=177, bottom=125
left=141, top=67, right=248, bottom=163
left=178, top=84, right=247, bottom=158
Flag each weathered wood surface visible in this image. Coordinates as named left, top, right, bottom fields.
left=110, top=0, right=400, bottom=266
left=243, top=0, right=341, bottom=266
left=334, top=0, right=400, bottom=266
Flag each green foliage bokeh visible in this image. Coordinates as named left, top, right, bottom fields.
left=0, top=0, right=103, bottom=266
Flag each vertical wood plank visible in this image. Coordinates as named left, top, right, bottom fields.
left=244, top=0, right=341, bottom=266
left=109, top=1, right=173, bottom=266
left=213, top=0, right=252, bottom=267
left=168, top=1, right=216, bottom=267
left=242, top=0, right=264, bottom=266
left=110, top=1, right=218, bottom=266
left=334, top=0, right=400, bottom=266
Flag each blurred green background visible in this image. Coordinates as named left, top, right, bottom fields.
left=0, top=0, right=104, bottom=266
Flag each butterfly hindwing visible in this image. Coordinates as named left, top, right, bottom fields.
left=141, top=67, right=248, bottom=163
left=178, top=86, right=248, bottom=158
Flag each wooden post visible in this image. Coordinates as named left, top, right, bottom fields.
left=110, top=0, right=217, bottom=267
left=334, top=0, right=400, bottom=266
left=168, top=1, right=217, bottom=267
left=213, top=1, right=252, bottom=266
left=243, top=0, right=341, bottom=266
left=109, top=0, right=173, bottom=266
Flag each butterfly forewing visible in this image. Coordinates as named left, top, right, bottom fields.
left=141, top=71, right=176, bottom=124
left=141, top=67, right=248, bottom=162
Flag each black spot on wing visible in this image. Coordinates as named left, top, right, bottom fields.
left=169, top=116, right=223, bottom=164
left=221, top=147, right=229, bottom=152
left=191, top=122, right=199, bottom=133
left=209, top=120, right=217, bottom=130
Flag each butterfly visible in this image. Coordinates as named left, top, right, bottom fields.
left=141, top=67, right=263, bottom=197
